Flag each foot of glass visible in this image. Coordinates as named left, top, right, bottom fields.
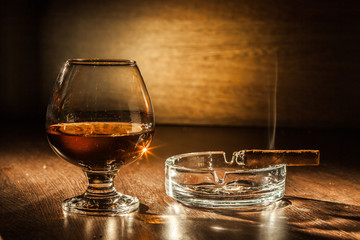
left=62, top=170, right=139, bottom=216
left=62, top=193, right=139, bottom=216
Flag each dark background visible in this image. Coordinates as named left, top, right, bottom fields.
left=1, top=0, right=359, bottom=128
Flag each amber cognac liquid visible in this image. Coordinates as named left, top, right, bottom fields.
left=47, top=122, right=154, bottom=170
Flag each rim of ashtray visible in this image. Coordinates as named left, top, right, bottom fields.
left=165, top=151, right=286, bottom=172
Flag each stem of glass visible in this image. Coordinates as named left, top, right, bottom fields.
left=83, top=170, right=119, bottom=198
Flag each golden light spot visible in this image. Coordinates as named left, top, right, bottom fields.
left=139, top=144, right=163, bottom=163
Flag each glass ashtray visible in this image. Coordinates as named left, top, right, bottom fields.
left=165, top=151, right=286, bottom=209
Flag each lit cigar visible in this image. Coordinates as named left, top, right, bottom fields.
left=232, top=150, right=320, bottom=167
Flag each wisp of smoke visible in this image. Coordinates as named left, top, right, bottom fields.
left=268, top=54, right=278, bottom=150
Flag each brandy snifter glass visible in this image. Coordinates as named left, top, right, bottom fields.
left=46, top=59, right=154, bottom=215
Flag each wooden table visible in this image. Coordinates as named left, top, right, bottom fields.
left=0, top=124, right=359, bottom=239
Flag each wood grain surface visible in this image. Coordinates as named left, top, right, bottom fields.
left=33, top=0, right=360, bottom=127
left=0, top=124, right=359, bottom=239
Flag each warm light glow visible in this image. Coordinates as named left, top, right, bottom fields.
left=138, top=144, right=163, bottom=162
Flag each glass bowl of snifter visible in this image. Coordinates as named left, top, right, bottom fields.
left=46, top=59, right=154, bottom=215
left=165, top=150, right=319, bottom=209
